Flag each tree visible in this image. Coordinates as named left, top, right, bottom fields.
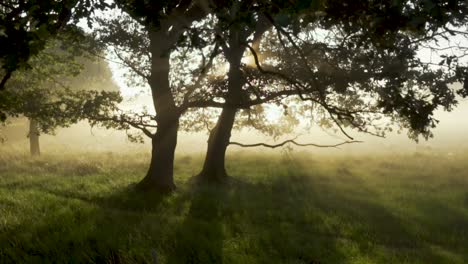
left=96, top=0, right=214, bottom=191
left=1, top=36, right=122, bottom=156
left=196, top=3, right=272, bottom=181
left=194, top=0, right=468, bottom=181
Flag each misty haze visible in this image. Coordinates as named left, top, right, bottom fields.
left=1, top=1, right=468, bottom=263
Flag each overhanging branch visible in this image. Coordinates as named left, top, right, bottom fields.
left=89, top=113, right=156, bottom=138
left=230, top=138, right=362, bottom=149
left=245, top=43, right=357, bottom=140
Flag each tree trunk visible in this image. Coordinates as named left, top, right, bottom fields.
left=197, top=107, right=237, bottom=181
left=197, top=13, right=269, bottom=182
left=138, top=114, right=179, bottom=192
left=137, top=31, right=180, bottom=192
left=197, top=36, right=244, bottom=182
left=29, top=118, right=40, bottom=156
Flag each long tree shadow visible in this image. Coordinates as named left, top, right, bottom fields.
left=43, top=183, right=169, bottom=212
left=254, top=157, right=467, bottom=263
left=166, top=182, right=226, bottom=264
left=210, top=171, right=350, bottom=263
left=0, top=182, right=173, bottom=263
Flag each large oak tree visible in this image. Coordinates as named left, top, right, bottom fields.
left=194, top=0, right=468, bottom=181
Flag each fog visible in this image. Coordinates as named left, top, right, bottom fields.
left=3, top=17, right=459, bottom=157
left=2, top=86, right=467, bottom=156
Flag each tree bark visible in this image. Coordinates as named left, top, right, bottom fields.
left=138, top=114, right=179, bottom=191
left=197, top=32, right=244, bottom=182
left=197, top=12, right=269, bottom=182
left=197, top=106, right=237, bottom=181
left=137, top=31, right=180, bottom=192
left=29, top=118, right=40, bottom=157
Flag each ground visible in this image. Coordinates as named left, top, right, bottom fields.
left=0, top=149, right=467, bottom=263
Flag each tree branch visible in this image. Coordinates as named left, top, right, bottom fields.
left=245, top=43, right=357, bottom=140
left=0, top=71, right=12, bottom=91
left=183, top=100, right=225, bottom=109
left=230, top=138, right=362, bottom=149
left=181, top=41, right=221, bottom=108
left=113, top=49, right=150, bottom=81
left=89, top=113, right=156, bottom=138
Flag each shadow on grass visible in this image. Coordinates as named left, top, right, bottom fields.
left=166, top=182, right=226, bottom=264
left=1, top=157, right=467, bottom=263
left=464, top=192, right=468, bottom=208
left=0, top=183, right=168, bottom=263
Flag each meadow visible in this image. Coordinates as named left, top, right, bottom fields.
left=0, top=149, right=467, bottom=263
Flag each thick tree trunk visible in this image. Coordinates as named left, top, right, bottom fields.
left=197, top=107, right=237, bottom=181
left=197, top=37, right=244, bottom=182
left=29, top=118, right=40, bottom=157
left=197, top=14, right=269, bottom=182
left=138, top=114, right=179, bottom=191
left=137, top=31, right=180, bottom=192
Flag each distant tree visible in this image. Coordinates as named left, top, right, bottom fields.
left=1, top=36, right=121, bottom=156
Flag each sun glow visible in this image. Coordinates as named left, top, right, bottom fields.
left=212, top=62, right=230, bottom=77
left=242, top=55, right=257, bottom=67
left=264, top=104, right=283, bottom=122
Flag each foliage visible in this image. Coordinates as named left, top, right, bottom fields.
left=2, top=1, right=467, bottom=142
left=0, top=34, right=122, bottom=137
left=93, top=8, right=301, bottom=140
left=0, top=0, right=112, bottom=89
left=200, top=0, right=468, bottom=141
left=250, top=21, right=468, bottom=140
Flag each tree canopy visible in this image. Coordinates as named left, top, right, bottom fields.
left=0, top=0, right=112, bottom=90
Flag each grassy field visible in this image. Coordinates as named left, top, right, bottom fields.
left=0, top=149, right=467, bottom=263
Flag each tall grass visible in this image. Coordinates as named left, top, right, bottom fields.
left=0, top=149, right=467, bottom=263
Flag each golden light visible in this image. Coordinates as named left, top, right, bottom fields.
left=242, top=55, right=257, bottom=67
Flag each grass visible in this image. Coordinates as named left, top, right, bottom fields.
left=0, top=149, right=467, bottom=263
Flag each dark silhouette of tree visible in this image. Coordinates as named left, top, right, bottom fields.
left=193, top=0, right=468, bottom=182
left=94, top=0, right=213, bottom=191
